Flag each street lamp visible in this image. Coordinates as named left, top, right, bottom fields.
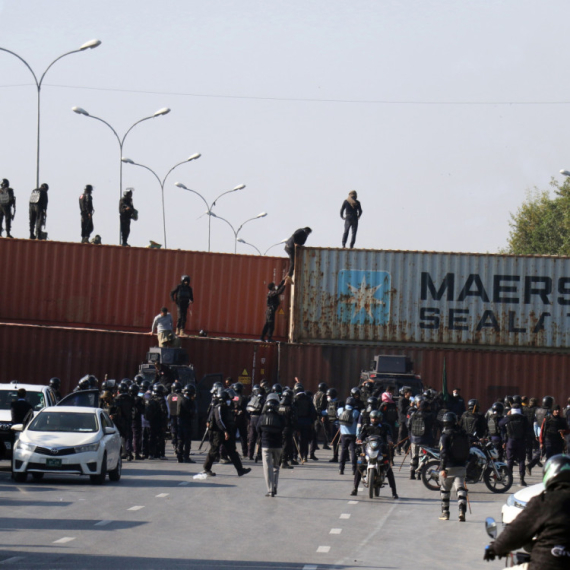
left=0, top=39, right=101, bottom=187
left=263, top=239, right=288, bottom=256
left=122, top=153, right=201, bottom=248
left=560, top=170, right=570, bottom=177
left=73, top=106, right=171, bottom=242
left=208, top=211, right=268, bottom=253
left=237, top=238, right=262, bottom=255
left=175, top=181, right=246, bottom=251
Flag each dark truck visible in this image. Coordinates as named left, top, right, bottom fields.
left=360, top=355, right=424, bottom=396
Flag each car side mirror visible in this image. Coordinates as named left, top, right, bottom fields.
left=11, top=424, right=23, bottom=432
left=485, top=517, right=497, bottom=539
left=104, top=427, right=116, bottom=435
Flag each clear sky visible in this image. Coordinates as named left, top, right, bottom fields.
left=0, top=0, right=569, bottom=255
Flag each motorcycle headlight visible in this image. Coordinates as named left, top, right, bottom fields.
left=17, top=441, right=36, bottom=453
left=75, top=443, right=100, bottom=454
left=367, top=449, right=379, bottom=459
left=506, top=493, right=526, bottom=509
left=369, top=440, right=379, bottom=450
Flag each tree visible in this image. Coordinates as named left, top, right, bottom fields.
left=505, top=178, right=570, bottom=255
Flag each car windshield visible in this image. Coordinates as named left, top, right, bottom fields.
left=28, top=412, right=98, bottom=433
left=0, top=390, right=45, bottom=411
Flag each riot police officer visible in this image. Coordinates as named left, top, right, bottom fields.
left=49, top=377, right=62, bottom=402
left=29, top=183, right=48, bottom=240
left=170, top=275, right=194, bottom=336
left=500, top=402, right=530, bottom=486
left=337, top=397, right=360, bottom=475
left=278, top=389, right=297, bottom=469
left=397, top=387, right=412, bottom=454
left=257, top=395, right=285, bottom=496
left=294, top=384, right=316, bottom=463
left=231, top=382, right=249, bottom=458
left=177, top=384, right=196, bottom=463
left=129, top=383, right=145, bottom=460
left=409, top=399, right=435, bottom=480
left=540, top=405, right=569, bottom=459
left=326, top=388, right=340, bottom=462
left=460, top=398, right=487, bottom=437
left=312, top=382, right=330, bottom=452
left=79, top=184, right=94, bottom=243
left=0, top=179, right=15, bottom=238
left=167, top=382, right=182, bottom=450
left=145, top=384, right=168, bottom=460
left=119, top=187, right=135, bottom=246
left=486, top=402, right=505, bottom=461
left=246, top=384, right=266, bottom=460
left=115, top=381, right=134, bottom=460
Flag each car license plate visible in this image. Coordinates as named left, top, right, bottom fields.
left=46, top=458, right=62, bottom=467
left=4, top=442, right=11, bottom=450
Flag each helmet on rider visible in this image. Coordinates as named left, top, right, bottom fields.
left=442, top=411, right=457, bottom=427
left=542, top=454, right=570, bottom=491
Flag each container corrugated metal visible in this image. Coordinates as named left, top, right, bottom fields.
left=0, top=323, right=279, bottom=397
left=291, top=247, right=570, bottom=349
left=280, top=342, right=569, bottom=409
left=0, top=238, right=289, bottom=340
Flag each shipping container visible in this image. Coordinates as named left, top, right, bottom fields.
left=290, top=247, right=570, bottom=349
left=279, top=342, right=570, bottom=410
left=0, top=323, right=279, bottom=397
left=0, top=238, right=290, bottom=340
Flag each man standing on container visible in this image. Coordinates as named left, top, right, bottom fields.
left=29, top=183, right=48, bottom=240
left=79, top=184, right=94, bottom=243
left=170, top=275, right=194, bottom=337
left=260, top=276, right=290, bottom=342
left=340, top=190, right=362, bottom=248
left=150, top=307, right=179, bottom=348
left=0, top=179, right=15, bottom=238
left=284, top=227, right=312, bottom=280
left=119, top=187, right=135, bottom=247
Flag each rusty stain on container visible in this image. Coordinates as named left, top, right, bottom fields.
left=0, top=323, right=279, bottom=397
left=0, top=238, right=290, bottom=340
left=291, top=247, right=570, bottom=349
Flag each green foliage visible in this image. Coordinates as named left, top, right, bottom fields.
left=505, top=178, right=570, bottom=255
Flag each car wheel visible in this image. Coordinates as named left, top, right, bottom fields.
left=109, top=455, right=122, bottom=482
left=31, top=472, right=44, bottom=481
left=13, top=471, right=27, bottom=483
left=90, top=452, right=107, bottom=485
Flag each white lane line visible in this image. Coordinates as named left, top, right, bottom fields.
left=178, top=481, right=189, bottom=486
left=348, top=500, right=359, bottom=504
left=330, top=528, right=342, bottom=534
left=53, top=537, right=75, bottom=544
left=316, top=546, right=330, bottom=553
left=94, top=520, right=112, bottom=526
left=339, top=513, right=351, bottom=519
left=156, top=493, right=169, bottom=498
left=0, top=557, right=26, bottom=565
left=127, top=505, right=145, bottom=511
left=303, top=566, right=318, bottom=570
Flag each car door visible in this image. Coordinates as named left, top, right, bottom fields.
left=99, top=410, right=120, bottom=468
left=57, top=389, right=100, bottom=408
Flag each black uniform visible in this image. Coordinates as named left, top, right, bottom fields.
left=131, top=393, right=145, bottom=459
left=278, top=400, right=297, bottom=466
left=246, top=392, right=265, bottom=459
left=500, top=411, right=530, bottom=482
left=261, top=279, right=286, bottom=341
left=114, top=392, right=134, bottom=458
left=145, top=394, right=168, bottom=459
left=170, top=278, right=194, bottom=333
left=294, top=392, right=316, bottom=462
left=284, top=227, right=311, bottom=278
left=540, top=415, right=569, bottom=459
left=119, top=193, right=134, bottom=246
left=0, top=182, right=15, bottom=238
left=459, top=410, right=487, bottom=438
left=10, top=399, right=33, bottom=424
left=232, top=392, right=250, bottom=458
left=397, top=395, right=411, bottom=452
left=340, top=195, right=362, bottom=249
left=29, top=184, right=48, bottom=240
left=167, top=391, right=182, bottom=448
left=176, top=394, right=194, bottom=462
left=522, top=404, right=538, bottom=463
left=312, top=389, right=329, bottom=451
left=79, top=188, right=94, bottom=243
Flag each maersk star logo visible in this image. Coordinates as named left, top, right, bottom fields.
left=337, top=270, right=391, bottom=325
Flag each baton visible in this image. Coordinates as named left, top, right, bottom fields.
left=395, top=436, right=409, bottom=448
left=398, top=445, right=411, bottom=472
left=331, top=428, right=340, bottom=446
left=198, top=426, right=210, bottom=451
left=293, top=434, right=304, bottom=464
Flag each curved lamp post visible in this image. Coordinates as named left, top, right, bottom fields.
left=208, top=211, right=268, bottom=253
left=175, top=181, right=246, bottom=251
left=73, top=106, right=170, bottom=242
left=237, top=237, right=262, bottom=255
left=0, top=39, right=101, bottom=187
left=122, top=153, right=201, bottom=248
left=263, top=238, right=288, bottom=256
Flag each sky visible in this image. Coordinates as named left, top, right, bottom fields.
left=0, top=0, right=569, bottom=255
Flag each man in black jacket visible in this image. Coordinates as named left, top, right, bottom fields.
left=0, top=178, right=15, bottom=238
left=119, top=188, right=135, bottom=246
left=284, top=227, right=312, bottom=279
left=260, top=277, right=289, bottom=342
left=340, top=190, right=362, bottom=248
left=10, top=389, right=34, bottom=424
left=257, top=396, right=285, bottom=496
left=79, top=184, right=94, bottom=243
left=500, top=404, right=530, bottom=486
left=29, top=183, right=48, bottom=240
left=170, top=275, right=194, bottom=337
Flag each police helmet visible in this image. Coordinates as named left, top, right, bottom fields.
left=442, top=411, right=457, bottom=427
left=271, top=383, right=283, bottom=395
left=252, top=384, right=261, bottom=395
left=128, top=384, right=139, bottom=397
left=184, top=384, right=196, bottom=396
left=350, top=387, right=361, bottom=398
left=366, top=396, right=378, bottom=411
left=181, top=274, right=190, bottom=283
left=467, top=398, right=479, bottom=411
left=543, top=454, right=570, bottom=491
left=85, top=184, right=93, bottom=192
left=153, top=384, right=165, bottom=396
left=49, top=377, right=61, bottom=388
left=504, top=395, right=513, bottom=406
left=172, top=381, right=182, bottom=394
left=345, top=397, right=356, bottom=408
left=78, top=376, right=91, bottom=390
left=318, top=382, right=327, bottom=392
left=511, top=402, right=522, bottom=410
left=370, top=410, right=382, bottom=422
left=219, top=389, right=231, bottom=403
left=141, top=380, right=151, bottom=392
left=512, top=395, right=522, bottom=405
left=293, top=383, right=304, bottom=394
left=542, top=396, right=554, bottom=409
left=118, top=382, right=129, bottom=394
left=210, top=381, right=223, bottom=395
left=281, top=391, right=293, bottom=405
left=123, top=188, right=133, bottom=197
left=1, top=179, right=8, bottom=187
left=491, top=402, right=505, bottom=415
left=232, top=382, right=244, bottom=394
left=326, top=388, right=337, bottom=400
left=134, top=374, right=145, bottom=386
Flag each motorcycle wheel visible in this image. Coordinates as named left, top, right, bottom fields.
left=421, top=459, right=441, bottom=491
left=374, top=485, right=380, bottom=497
left=369, top=476, right=375, bottom=499
left=483, top=465, right=513, bottom=494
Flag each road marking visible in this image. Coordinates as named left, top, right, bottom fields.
left=178, top=482, right=189, bottom=486
left=53, top=537, right=75, bottom=544
left=330, top=528, right=342, bottom=534
left=127, top=506, right=145, bottom=511
left=348, top=500, right=359, bottom=504
left=156, top=493, right=169, bottom=497
left=0, top=557, right=26, bottom=565
left=339, top=513, right=351, bottom=519
left=94, top=520, right=112, bottom=526
left=316, top=546, right=330, bottom=553
left=303, top=566, right=318, bottom=570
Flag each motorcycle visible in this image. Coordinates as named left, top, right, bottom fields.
left=359, top=436, right=390, bottom=499
left=484, top=517, right=531, bottom=568
left=421, top=438, right=513, bottom=493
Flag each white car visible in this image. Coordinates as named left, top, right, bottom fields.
left=501, top=482, right=544, bottom=525
left=12, top=406, right=122, bottom=484
left=0, top=382, right=57, bottom=457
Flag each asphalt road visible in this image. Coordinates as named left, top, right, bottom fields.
left=0, top=443, right=540, bottom=570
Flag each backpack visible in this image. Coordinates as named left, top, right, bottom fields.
left=506, top=414, right=526, bottom=440
left=338, top=408, right=355, bottom=427
left=487, top=415, right=498, bottom=436
left=260, top=410, right=283, bottom=433
left=295, top=395, right=311, bottom=419
left=327, top=400, right=338, bottom=419
left=382, top=403, right=398, bottom=425
left=448, top=429, right=470, bottom=463
left=410, top=412, right=426, bottom=437
left=246, top=395, right=264, bottom=414
left=0, top=189, right=10, bottom=205
left=29, top=189, right=41, bottom=204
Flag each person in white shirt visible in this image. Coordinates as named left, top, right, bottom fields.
left=150, top=307, right=179, bottom=347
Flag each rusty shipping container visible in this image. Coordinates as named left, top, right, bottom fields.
left=0, top=238, right=290, bottom=340
left=290, top=247, right=570, bottom=349
left=0, top=323, right=279, bottom=397
left=280, top=342, right=570, bottom=410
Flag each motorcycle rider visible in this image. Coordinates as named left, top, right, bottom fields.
left=352, top=410, right=398, bottom=498
left=484, top=454, right=570, bottom=570
left=439, top=411, right=470, bottom=522
left=350, top=387, right=365, bottom=413
left=460, top=398, right=487, bottom=438
left=337, top=397, right=360, bottom=475
left=540, top=405, right=569, bottom=460
left=408, top=399, right=436, bottom=480
left=500, top=401, right=530, bottom=486
left=358, top=396, right=379, bottom=433
left=170, top=275, right=194, bottom=337
left=247, top=384, right=266, bottom=461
